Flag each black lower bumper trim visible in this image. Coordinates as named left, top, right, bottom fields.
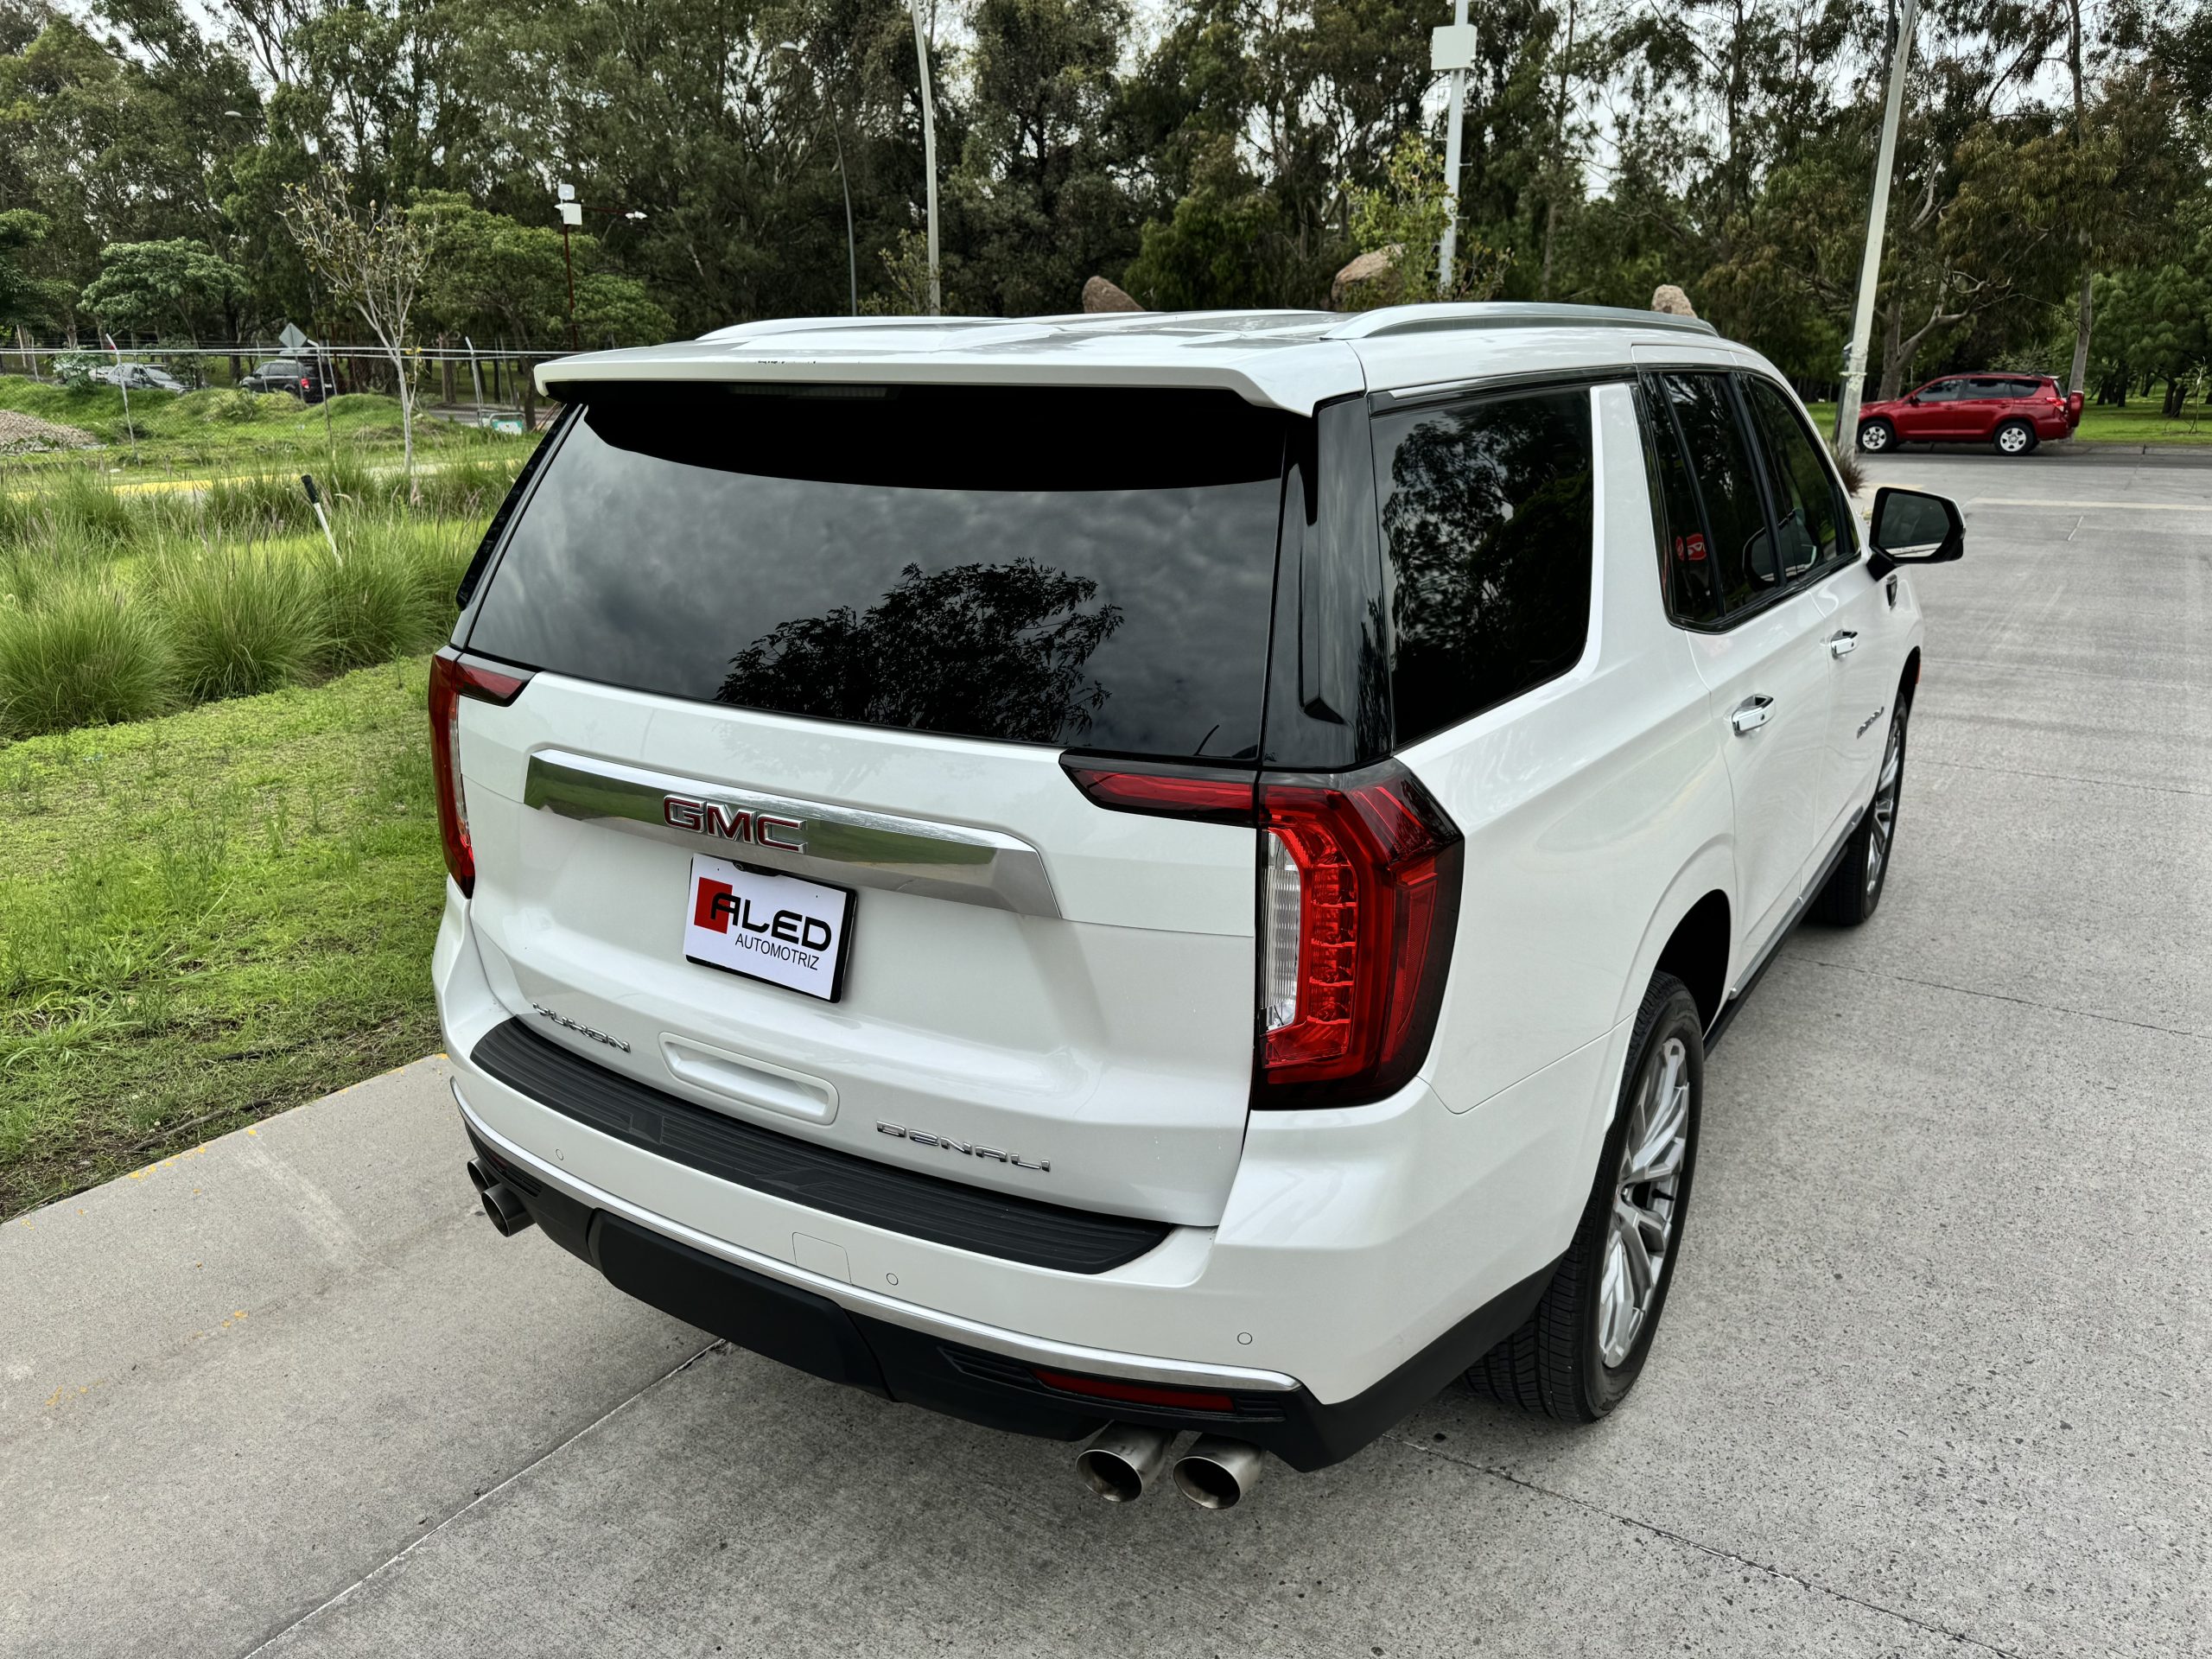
left=468, top=1017, right=1171, bottom=1274
left=463, top=1125, right=1557, bottom=1471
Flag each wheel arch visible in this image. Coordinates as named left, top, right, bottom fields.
left=1612, top=841, right=1738, bottom=1037
left=1899, top=646, right=1921, bottom=710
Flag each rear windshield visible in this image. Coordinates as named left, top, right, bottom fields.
left=466, top=385, right=1291, bottom=761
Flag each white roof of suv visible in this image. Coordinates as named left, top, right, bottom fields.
left=537, top=303, right=1729, bottom=415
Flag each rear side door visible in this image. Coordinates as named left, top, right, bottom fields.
left=1646, top=372, right=1834, bottom=950
left=1739, top=376, right=1890, bottom=846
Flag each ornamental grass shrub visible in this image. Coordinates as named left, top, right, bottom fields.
left=0, top=576, right=173, bottom=737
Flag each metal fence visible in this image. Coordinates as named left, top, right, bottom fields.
left=2, top=340, right=567, bottom=405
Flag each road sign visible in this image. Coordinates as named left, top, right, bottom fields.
left=278, top=322, right=311, bottom=353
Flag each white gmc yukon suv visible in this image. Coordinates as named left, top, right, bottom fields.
left=431, top=305, right=1965, bottom=1510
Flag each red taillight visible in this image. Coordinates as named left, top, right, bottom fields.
left=1062, top=755, right=1462, bottom=1109
left=1031, top=1369, right=1234, bottom=1414
left=1255, top=766, right=1461, bottom=1105
left=1061, top=760, right=1255, bottom=823
left=300, top=377, right=311, bottom=389
left=429, top=647, right=530, bottom=896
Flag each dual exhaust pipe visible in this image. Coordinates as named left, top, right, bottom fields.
left=1076, top=1423, right=1266, bottom=1510
left=466, top=1159, right=535, bottom=1237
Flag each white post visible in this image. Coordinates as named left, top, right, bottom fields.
left=1835, top=0, right=1920, bottom=452
left=102, top=331, right=137, bottom=454
left=910, top=0, right=943, bottom=316
left=1433, top=2, right=1476, bottom=296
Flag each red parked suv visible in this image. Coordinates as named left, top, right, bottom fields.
left=1857, top=373, right=2082, bottom=456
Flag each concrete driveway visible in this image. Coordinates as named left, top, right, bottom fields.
left=4, top=448, right=2205, bottom=1658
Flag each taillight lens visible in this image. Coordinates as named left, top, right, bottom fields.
left=1062, top=755, right=1462, bottom=1109
left=428, top=648, right=530, bottom=895
left=1255, top=766, right=1462, bottom=1105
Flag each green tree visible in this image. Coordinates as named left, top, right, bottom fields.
left=79, top=238, right=251, bottom=340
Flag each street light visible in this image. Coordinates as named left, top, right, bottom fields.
left=1834, top=0, right=1920, bottom=454
left=909, top=0, right=941, bottom=315
left=1432, top=2, right=1478, bottom=295
left=778, top=42, right=860, bottom=315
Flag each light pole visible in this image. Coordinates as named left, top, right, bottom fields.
left=1432, top=0, right=1478, bottom=295
left=556, top=182, right=582, bottom=351
left=909, top=0, right=942, bottom=315
left=779, top=42, right=860, bottom=315
left=1835, top=0, right=1920, bottom=454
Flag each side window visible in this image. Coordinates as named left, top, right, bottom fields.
left=1919, top=378, right=1967, bottom=403
left=1743, top=378, right=1850, bottom=579
left=1657, top=372, right=1773, bottom=615
left=1640, top=385, right=1721, bottom=626
left=1371, top=388, right=1596, bottom=743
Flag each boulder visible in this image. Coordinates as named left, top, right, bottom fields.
left=1650, top=283, right=1699, bottom=319
left=1332, top=244, right=1405, bottom=309
left=1082, top=276, right=1142, bottom=313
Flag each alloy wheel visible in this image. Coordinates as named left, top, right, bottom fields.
left=1597, top=1035, right=1690, bottom=1368
left=1859, top=423, right=1890, bottom=452
left=1866, top=717, right=1904, bottom=896
left=1997, top=424, right=2031, bottom=454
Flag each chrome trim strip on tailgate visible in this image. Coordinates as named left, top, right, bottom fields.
left=521, top=747, right=1061, bottom=918
left=454, top=1084, right=1300, bottom=1393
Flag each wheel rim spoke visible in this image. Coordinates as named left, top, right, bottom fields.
left=1599, top=1035, right=1690, bottom=1369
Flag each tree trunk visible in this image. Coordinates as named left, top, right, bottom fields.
left=1539, top=0, right=1577, bottom=301
left=440, top=334, right=455, bottom=405
left=519, top=358, right=537, bottom=428
left=1877, top=301, right=1905, bottom=399
left=2163, top=378, right=2185, bottom=418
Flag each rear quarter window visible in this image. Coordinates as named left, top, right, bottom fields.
left=1370, top=388, right=1596, bottom=744
left=464, top=385, right=1291, bottom=761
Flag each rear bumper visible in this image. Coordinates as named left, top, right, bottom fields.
left=462, top=1110, right=1550, bottom=1470
left=435, top=885, right=1610, bottom=1461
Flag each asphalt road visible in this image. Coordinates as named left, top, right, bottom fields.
left=4, top=447, right=2206, bottom=1658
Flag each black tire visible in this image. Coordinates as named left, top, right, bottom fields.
left=1809, top=702, right=1907, bottom=926
left=1993, top=418, right=2037, bottom=456
left=1468, top=973, right=1703, bottom=1423
left=1857, top=418, right=1895, bottom=454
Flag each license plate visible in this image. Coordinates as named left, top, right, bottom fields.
left=683, top=854, right=855, bottom=1002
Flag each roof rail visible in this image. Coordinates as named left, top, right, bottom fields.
left=1326, top=302, right=1719, bottom=340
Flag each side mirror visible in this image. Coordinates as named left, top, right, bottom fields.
left=1867, top=486, right=1964, bottom=577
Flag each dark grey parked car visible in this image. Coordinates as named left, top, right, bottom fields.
left=238, top=359, right=329, bottom=402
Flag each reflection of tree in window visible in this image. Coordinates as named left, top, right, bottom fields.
left=719, top=559, right=1124, bottom=745
left=1377, top=393, right=1594, bottom=741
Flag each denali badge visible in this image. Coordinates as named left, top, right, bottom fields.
left=878, top=1121, right=1049, bottom=1173
left=1856, top=704, right=1886, bottom=739
left=664, top=793, right=804, bottom=853
left=531, top=1003, right=631, bottom=1052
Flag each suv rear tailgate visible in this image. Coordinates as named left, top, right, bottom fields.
left=458, top=674, right=1258, bottom=1227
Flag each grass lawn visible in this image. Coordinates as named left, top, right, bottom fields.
left=1804, top=398, right=2212, bottom=447
left=0, top=373, right=526, bottom=476
left=0, top=659, right=445, bottom=1218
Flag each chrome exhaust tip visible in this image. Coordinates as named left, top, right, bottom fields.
left=1173, top=1436, right=1265, bottom=1510
left=479, top=1181, right=535, bottom=1236
left=1075, top=1423, right=1176, bottom=1503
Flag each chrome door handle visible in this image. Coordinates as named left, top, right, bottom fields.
left=1827, top=630, right=1860, bottom=658
left=1730, top=696, right=1775, bottom=735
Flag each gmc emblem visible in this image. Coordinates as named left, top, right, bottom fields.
left=663, top=793, right=805, bottom=853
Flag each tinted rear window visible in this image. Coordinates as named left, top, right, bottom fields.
left=467, top=385, right=1290, bottom=760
